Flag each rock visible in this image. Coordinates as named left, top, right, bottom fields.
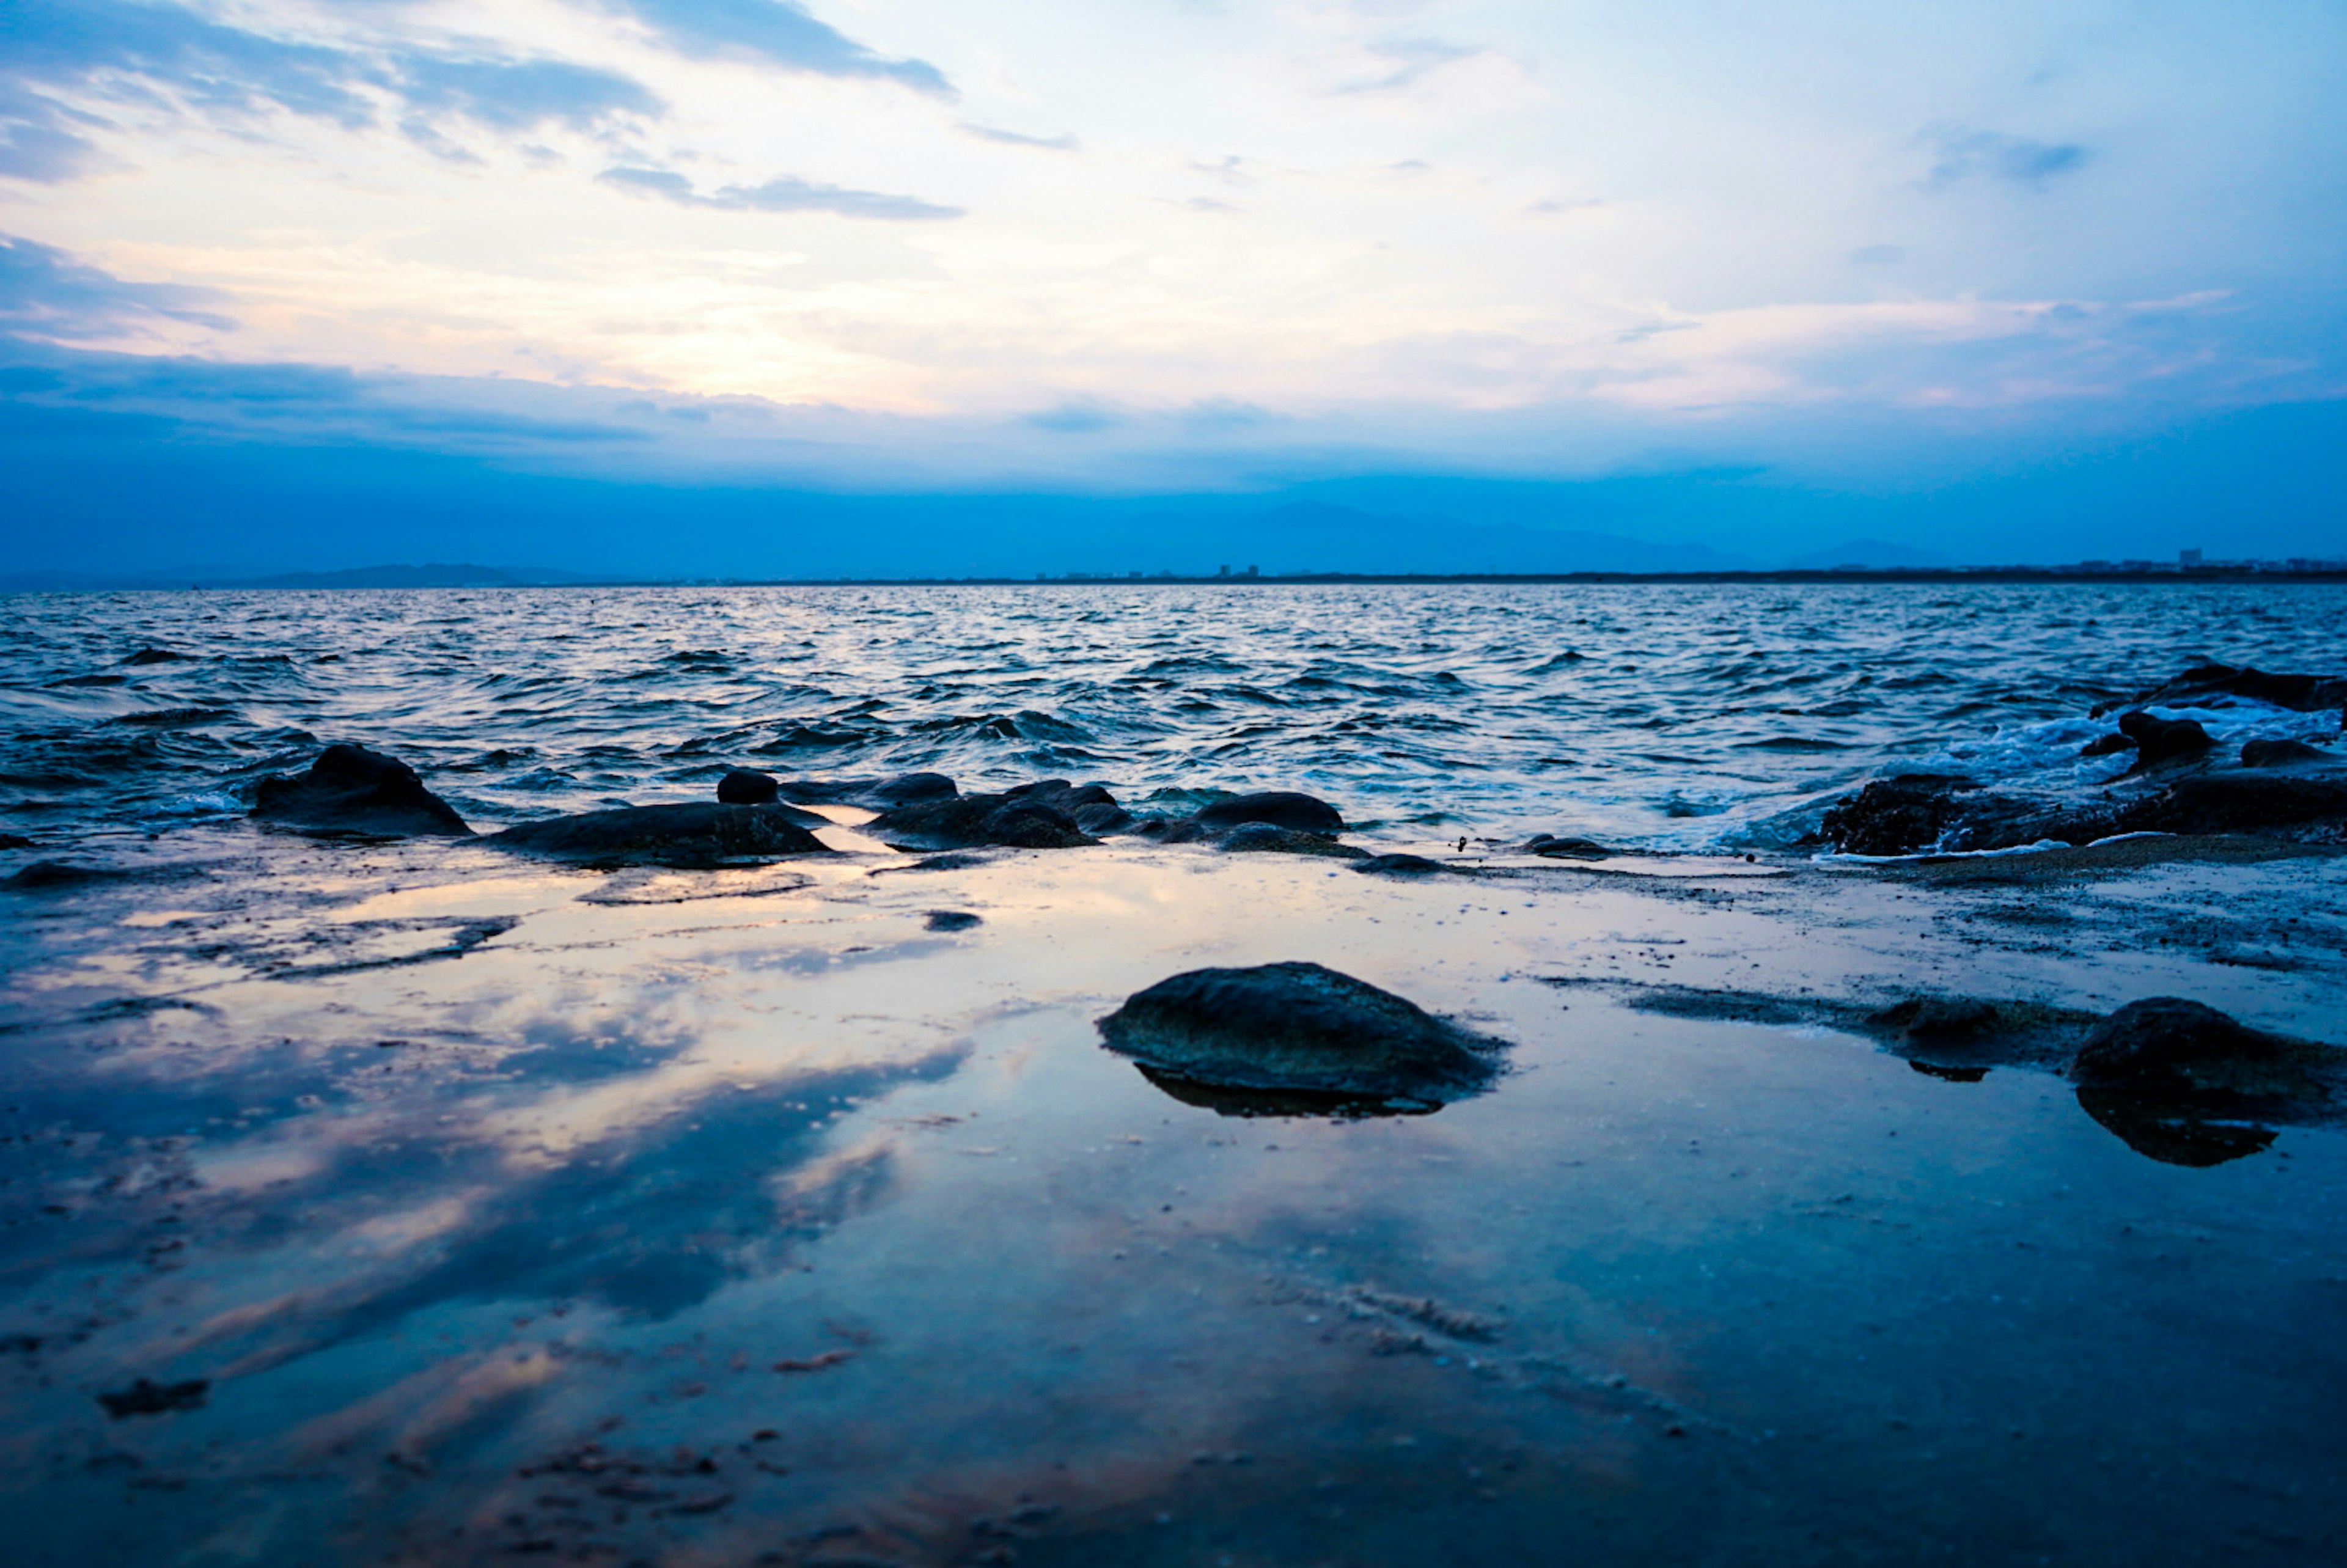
left=2069, top=998, right=2313, bottom=1097
left=1194, top=791, right=1345, bottom=835
left=924, top=910, right=982, bottom=932
left=1216, top=822, right=1370, bottom=859
left=123, top=648, right=189, bottom=666
left=1097, top=961, right=1504, bottom=1106
left=769, top=773, right=957, bottom=809
left=716, top=768, right=781, bottom=805
left=1813, top=775, right=1980, bottom=855
left=0, top=833, right=31, bottom=851
left=2112, top=663, right=2347, bottom=716
left=493, top=803, right=831, bottom=866
left=2118, top=710, right=2212, bottom=769
left=1867, top=997, right=2002, bottom=1039
left=2, top=860, right=123, bottom=890
left=2079, top=733, right=2136, bottom=758
left=866, top=780, right=1106, bottom=851
left=1353, top=853, right=1450, bottom=876
left=251, top=744, right=474, bottom=838
left=2241, top=738, right=2330, bottom=768
left=1524, top=833, right=1612, bottom=859
left=98, top=1377, right=210, bottom=1418
left=1073, top=802, right=1136, bottom=835
left=2113, top=773, right=2347, bottom=841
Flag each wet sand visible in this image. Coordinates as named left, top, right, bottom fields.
left=4, top=827, right=2345, bottom=1565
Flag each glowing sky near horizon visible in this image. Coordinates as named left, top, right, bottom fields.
left=2, top=0, right=2345, bottom=494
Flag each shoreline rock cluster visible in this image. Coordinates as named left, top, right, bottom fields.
left=1812, top=663, right=2347, bottom=856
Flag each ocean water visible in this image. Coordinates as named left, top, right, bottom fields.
left=4, top=582, right=2345, bottom=852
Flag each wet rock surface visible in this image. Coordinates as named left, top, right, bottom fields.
left=2117, top=710, right=2212, bottom=769
left=1192, top=791, right=1346, bottom=836
left=1524, top=833, right=1614, bottom=859
left=1353, top=852, right=1453, bottom=876
left=1815, top=768, right=2347, bottom=855
left=770, top=772, right=958, bottom=810
left=1215, top=823, right=1370, bottom=860
left=866, top=779, right=1106, bottom=851
left=715, top=768, right=780, bottom=805
left=1098, top=961, right=1505, bottom=1108
left=2241, top=737, right=2330, bottom=767
left=493, top=802, right=832, bottom=866
left=2108, top=662, right=2347, bottom=715
left=2069, top=997, right=2319, bottom=1098
left=251, top=744, right=474, bottom=838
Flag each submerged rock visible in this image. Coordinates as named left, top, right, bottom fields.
left=2118, top=710, right=2213, bottom=769
left=716, top=768, right=781, bottom=805
left=772, top=772, right=958, bottom=810
left=2241, top=738, right=2330, bottom=768
left=122, top=648, right=189, bottom=667
left=1194, top=791, right=1345, bottom=835
left=867, top=779, right=1106, bottom=851
left=1524, top=833, right=1613, bottom=859
left=2069, top=997, right=2316, bottom=1099
left=1216, top=822, right=1370, bottom=859
left=494, top=803, right=831, bottom=866
left=0, top=833, right=31, bottom=851
left=2111, top=662, right=2347, bottom=716
left=1098, top=961, right=1504, bottom=1107
left=1353, top=852, right=1452, bottom=876
left=97, top=1377, right=210, bottom=1418
left=924, top=909, right=982, bottom=932
left=251, top=744, right=474, bottom=838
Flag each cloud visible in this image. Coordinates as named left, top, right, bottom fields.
left=959, top=123, right=1081, bottom=152
left=1334, top=37, right=1480, bottom=94
left=591, top=0, right=952, bottom=95
left=598, top=166, right=962, bottom=221
left=0, top=0, right=662, bottom=183
left=0, top=235, right=235, bottom=335
left=1925, top=128, right=2089, bottom=190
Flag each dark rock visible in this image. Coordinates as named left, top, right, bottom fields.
left=2070, top=998, right=2314, bottom=1098
left=0, top=833, right=31, bottom=851
left=1524, top=833, right=1613, bottom=859
left=493, top=803, right=831, bottom=866
left=1909, top=1061, right=1990, bottom=1083
left=98, top=1377, right=210, bottom=1418
left=1867, top=997, right=2002, bottom=1039
left=867, top=780, right=1106, bottom=851
left=762, top=773, right=958, bottom=810
left=2110, top=663, right=2347, bottom=716
left=2114, top=773, right=2347, bottom=841
left=2079, top=732, right=2137, bottom=758
left=716, top=768, right=780, bottom=805
left=123, top=648, right=189, bottom=666
left=2118, top=710, right=2213, bottom=769
left=2, top=860, right=122, bottom=890
left=2241, top=738, right=2330, bottom=768
left=924, top=910, right=982, bottom=932
left=1098, top=961, right=1505, bottom=1106
left=251, top=744, right=474, bottom=838
left=1073, top=802, right=1136, bottom=835
left=1813, top=775, right=1980, bottom=855
left=1216, top=822, right=1370, bottom=859
left=1353, top=853, right=1450, bottom=876
left=1194, top=791, right=1345, bottom=835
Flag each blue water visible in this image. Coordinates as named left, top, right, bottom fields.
left=4, top=582, right=2344, bottom=850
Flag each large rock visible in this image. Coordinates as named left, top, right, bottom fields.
left=2118, top=710, right=2212, bottom=769
left=2114, top=773, right=2347, bottom=841
left=1194, top=791, right=1345, bottom=835
left=2241, top=738, right=2331, bottom=768
left=1215, top=823, right=1369, bottom=859
left=1813, top=775, right=1988, bottom=855
left=1097, top=961, right=1504, bottom=1106
left=2070, top=998, right=2312, bottom=1097
left=251, top=744, right=473, bottom=838
left=1815, top=768, right=2347, bottom=855
left=493, top=803, right=831, bottom=866
left=866, top=779, right=1106, bottom=851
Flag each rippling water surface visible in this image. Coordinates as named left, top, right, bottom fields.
left=6, top=583, right=2345, bottom=849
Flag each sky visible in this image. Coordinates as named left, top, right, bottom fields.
left=2, top=0, right=2345, bottom=576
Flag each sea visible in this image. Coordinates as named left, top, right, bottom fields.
left=5, top=581, right=2345, bottom=853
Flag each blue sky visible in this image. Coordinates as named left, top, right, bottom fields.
left=2, top=0, right=2344, bottom=574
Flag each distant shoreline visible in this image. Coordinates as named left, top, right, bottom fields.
left=9, top=567, right=2347, bottom=592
